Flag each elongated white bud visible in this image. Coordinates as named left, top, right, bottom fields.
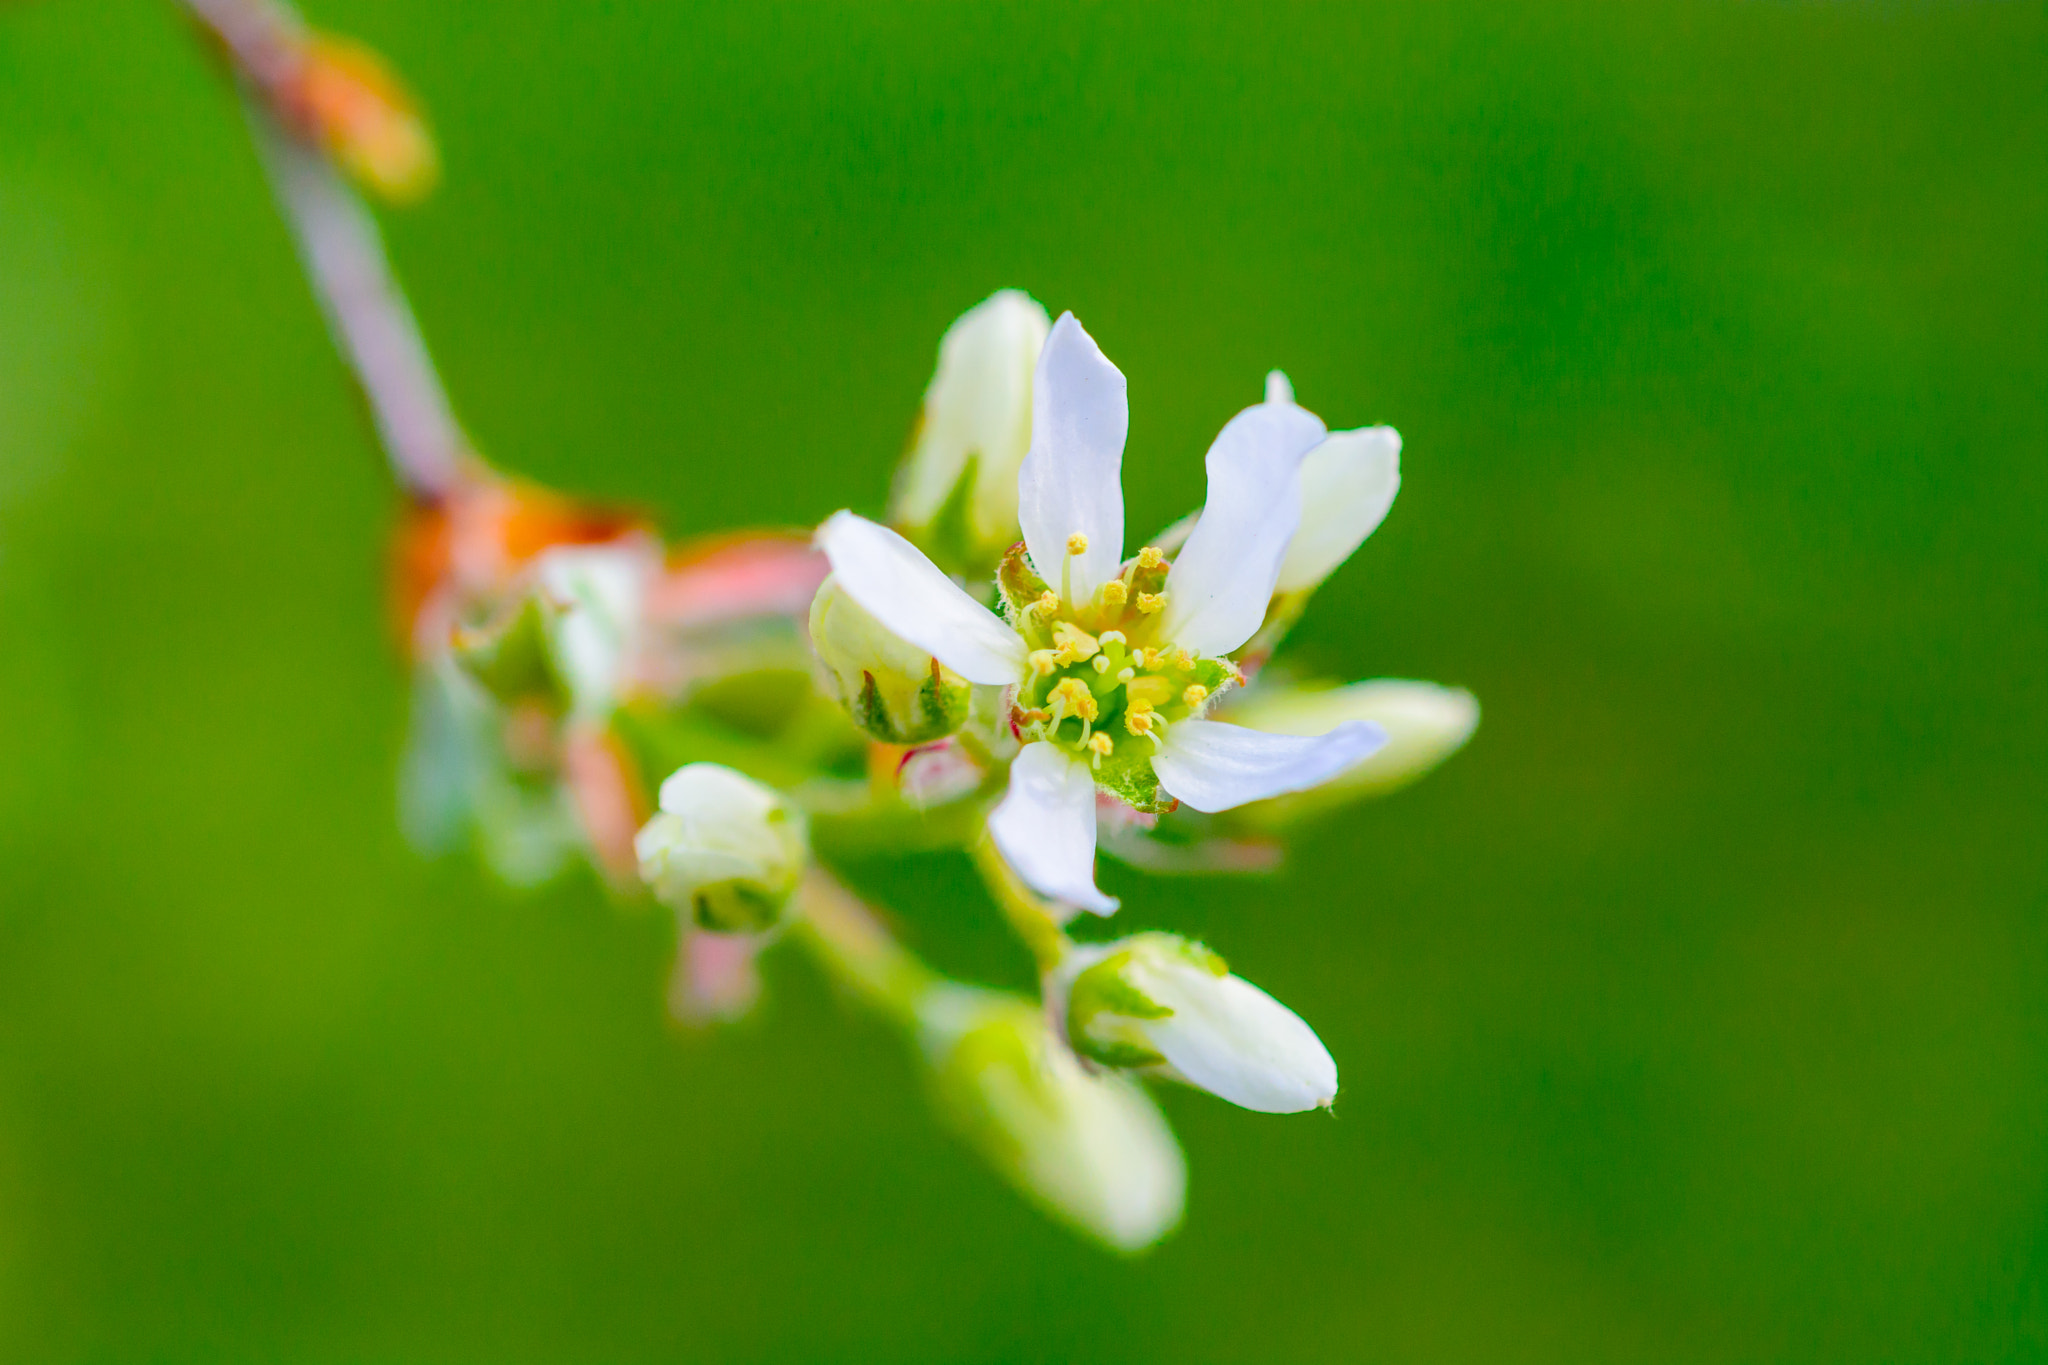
left=1052, top=933, right=1338, bottom=1114
left=635, top=763, right=807, bottom=933
left=808, top=575, right=972, bottom=745
left=918, top=988, right=1184, bottom=1253
left=889, top=290, right=1052, bottom=573
left=1224, top=679, right=1478, bottom=824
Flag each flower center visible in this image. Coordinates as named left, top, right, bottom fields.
left=1007, top=543, right=1239, bottom=801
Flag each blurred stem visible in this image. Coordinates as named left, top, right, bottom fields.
left=791, top=867, right=936, bottom=1028
left=180, top=0, right=470, bottom=500
left=969, top=838, right=1071, bottom=973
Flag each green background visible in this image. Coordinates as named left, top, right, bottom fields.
left=2, top=1, right=2043, bottom=1359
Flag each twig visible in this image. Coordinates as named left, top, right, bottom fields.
left=182, top=0, right=470, bottom=499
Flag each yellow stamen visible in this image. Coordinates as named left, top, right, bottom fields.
left=1170, top=648, right=1194, bottom=671
left=1066, top=532, right=1089, bottom=556
left=1051, top=621, right=1100, bottom=663
left=1088, top=732, right=1114, bottom=756
left=1099, top=580, right=1127, bottom=607
left=1136, top=592, right=1165, bottom=614
left=1049, top=678, right=1098, bottom=722
left=1032, top=590, right=1060, bottom=618
left=1117, top=667, right=1136, bottom=683
left=1182, top=683, right=1209, bottom=708
left=1125, top=704, right=1157, bottom=737
left=1137, top=545, right=1165, bottom=569
left=1029, top=650, right=1059, bottom=676
left=1091, top=655, right=1110, bottom=674
left=1099, top=630, right=1127, bottom=647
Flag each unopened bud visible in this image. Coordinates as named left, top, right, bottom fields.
left=1224, top=679, right=1478, bottom=826
left=290, top=35, right=440, bottom=204
left=1274, top=426, right=1401, bottom=593
left=808, top=575, right=971, bottom=745
left=889, top=290, right=1051, bottom=575
left=635, top=764, right=807, bottom=933
left=918, top=988, right=1184, bottom=1253
left=1052, top=933, right=1338, bottom=1114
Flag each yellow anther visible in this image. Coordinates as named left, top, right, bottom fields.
left=1116, top=667, right=1136, bottom=683
left=1066, top=532, right=1089, bottom=556
left=1182, top=683, right=1209, bottom=708
left=1029, top=650, right=1059, bottom=676
left=1051, top=621, right=1100, bottom=663
left=1091, top=655, right=1110, bottom=674
left=1170, top=649, right=1195, bottom=671
left=1099, top=630, right=1127, bottom=648
left=1032, top=590, right=1060, bottom=618
left=1098, top=580, right=1128, bottom=607
left=1137, top=647, right=1164, bottom=670
left=1136, top=592, right=1166, bottom=614
left=1138, top=545, right=1166, bottom=569
left=1125, top=704, right=1158, bottom=737
left=1049, top=677, right=1099, bottom=722
left=1088, top=732, right=1114, bottom=756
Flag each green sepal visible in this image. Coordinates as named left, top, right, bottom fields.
left=691, top=877, right=790, bottom=934
left=996, top=541, right=1050, bottom=620
left=451, top=593, right=571, bottom=711
left=1093, top=751, right=1175, bottom=814
left=1067, top=949, right=1173, bottom=1069
left=1072, top=1034, right=1168, bottom=1070
left=850, top=659, right=970, bottom=746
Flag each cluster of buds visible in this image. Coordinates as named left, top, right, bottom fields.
left=391, top=292, right=1477, bottom=1251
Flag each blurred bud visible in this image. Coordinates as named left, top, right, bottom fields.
left=532, top=544, right=650, bottom=719
left=1223, top=679, right=1478, bottom=827
left=290, top=35, right=440, bottom=204
left=808, top=575, right=971, bottom=745
left=918, top=988, right=1184, bottom=1254
left=1274, top=423, right=1400, bottom=594
left=1052, top=933, right=1337, bottom=1114
left=636, top=763, right=807, bottom=933
left=889, top=290, right=1051, bottom=575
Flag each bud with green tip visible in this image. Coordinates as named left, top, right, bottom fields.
left=919, top=987, right=1184, bottom=1254
left=808, top=574, right=972, bottom=745
left=889, top=290, right=1052, bottom=576
left=635, top=763, right=807, bottom=933
left=1053, top=932, right=1338, bottom=1114
left=1222, top=679, right=1479, bottom=827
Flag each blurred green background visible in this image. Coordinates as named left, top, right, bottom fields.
left=2, top=1, right=2044, bottom=1359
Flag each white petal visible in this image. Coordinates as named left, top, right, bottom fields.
left=1226, top=678, right=1477, bottom=797
left=815, top=511, right=1026, bottom=685
left=1017, top=313, right=1126, bottom=605
left=1157, top=400, right=1327, bottom=657
left=986, top=742, right=1118, bottom=915
left=1137, top=965, right=1337, bottom=1113
left=1274, top=427, right=1401, bottom=593
left=1151, top=717, right=1387, bottom=814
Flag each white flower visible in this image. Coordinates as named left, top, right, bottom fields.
left=888, top=290, right=1052, bottom=570
left=1264, top=372, right=1402, bottom=595
left=635, top=763, right=808, bottom=933
left=1052, top=932, right=1338, bottom=1114
left=919, top=987, right=1184, bottom=1253
left=818, top=312, right=1393, bottom=914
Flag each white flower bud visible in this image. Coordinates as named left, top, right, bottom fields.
left=1226, top=679, right=1478, bottom=818
left=919, top=988, right=1184, bottom=1253
left=1274, top=425, right=1401, bottom=594
left=889, top=290, right=1051, bottom=571
left=808, top=574, right=972, bottom=745
left=635, top=763, right=807, bottom=933
left=1053, top=933, right=1338, bottom=1114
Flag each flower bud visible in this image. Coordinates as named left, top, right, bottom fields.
left=919, top=988, right=1184, bottom=1254
left=1053, top=933, right=1338, bottom=1114
left=808, top=575, right=971, bottom=745
left=889, top=290, right=1051, bottom=575
left=290, top=35, right=440, bottom=204
left=635, top=763, right=807, bottom=933
left=1222, top=679, right=1478, bottom=826
left=1274, top=424, right=1401, bottom=594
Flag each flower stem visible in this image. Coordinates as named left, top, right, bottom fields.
left=969, top=838, right=1071, bottom=972
left=181, top=0, right=471, bottom=500
left=791, top=867, right=937, bottom=1028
